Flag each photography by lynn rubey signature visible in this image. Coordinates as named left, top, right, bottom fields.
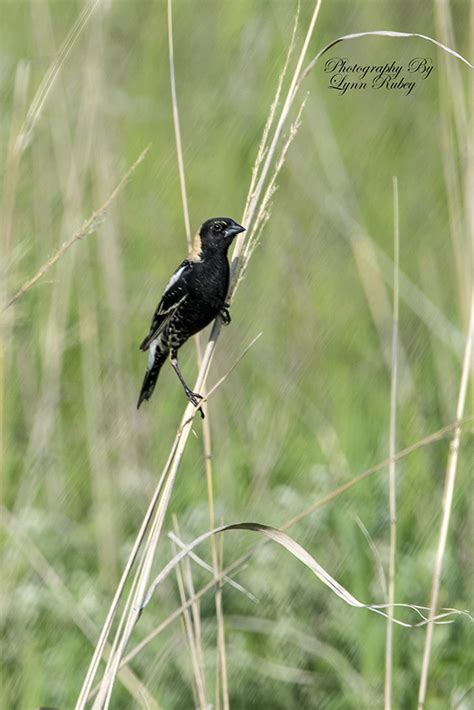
left=324, top=57, right=434, bottom=96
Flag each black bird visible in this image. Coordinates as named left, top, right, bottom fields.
left=137, top=217, right=245, bottom=411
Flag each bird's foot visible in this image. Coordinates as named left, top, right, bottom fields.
left=185, top=389, right=205, bottom=418
left=220, top=304, right=231, bottom=326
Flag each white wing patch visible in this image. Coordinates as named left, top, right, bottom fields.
left=164, top=265, right=185, bottom=295
left=147, top=337, right=159, bottom=370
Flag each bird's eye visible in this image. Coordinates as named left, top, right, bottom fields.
left=214, top=222, right=225, bottom=232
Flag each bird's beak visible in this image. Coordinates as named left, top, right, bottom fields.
left=225, top=223, right=246, bottom=238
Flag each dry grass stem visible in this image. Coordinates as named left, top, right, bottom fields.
left=417, top=293, right=474, bottom=708
left=172, top=518, right=208, bottom=708
left=174, top=517, right=207, bottom=705
left=355, top=516, right=387, bottom=600
left=202, top=414, right=229, bottom=710
left=174, top=556, right=204, bottom=708
left=168, top=532, right=257, bottom=601
left=167, top=0, right=191, bottom=248
left=384, top=176, right=400, bottom=709
left=167, top=0, right=229, bottom=697
left=215, top=524, right=229, bottom=710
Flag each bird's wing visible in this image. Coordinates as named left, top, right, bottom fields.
left=139, top=260, right=191, bottom=351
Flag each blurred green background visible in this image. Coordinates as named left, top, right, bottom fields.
left=1, top=1, right=473, bottom=708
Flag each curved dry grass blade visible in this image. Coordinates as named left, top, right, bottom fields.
left=142, top=522, right=470, bottom=629
left=300, top=30, right=474, bottom=88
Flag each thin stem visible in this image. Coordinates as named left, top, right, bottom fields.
left=172, top=517, right=207, bottom=708
left=167, top=0, right=191, bottom=248
left=215, top=520, right=228, bottom=710
left=167, top=0, right=225, bottom=701
left=384, top=176, right=399, bottom=709
left=168, top=531, right=257, bottom=601
left=417, top=290, right=474, bottom=708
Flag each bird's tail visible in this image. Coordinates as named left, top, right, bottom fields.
left=137, top=347, right=168, bottom=409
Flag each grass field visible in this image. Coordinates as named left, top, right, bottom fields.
left=1, top=1, right=473, bottom=708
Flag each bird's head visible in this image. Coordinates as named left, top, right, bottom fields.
left=199, top=217, right=246, bottom=252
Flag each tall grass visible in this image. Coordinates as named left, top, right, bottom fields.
left=1, top=1, right=473, bottom=708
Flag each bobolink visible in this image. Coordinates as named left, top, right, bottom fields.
left=137, top=216, right=245, bottom=412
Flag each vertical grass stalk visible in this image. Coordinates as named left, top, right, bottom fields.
left=167, top=0, right=227, bottom=702
left=167, top=0, right=191, bottom=248
left=417, top=290, right=474, bottom=708
left=384, top=176, right=399, bottom=709
left=172, top=517, right=208, bottom=708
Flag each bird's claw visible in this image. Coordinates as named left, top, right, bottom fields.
left=220, top=304, right=231, bottom=325
left=186, top=390, right=205, bottom=418
left=188, top=391, right=202, bottom=407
